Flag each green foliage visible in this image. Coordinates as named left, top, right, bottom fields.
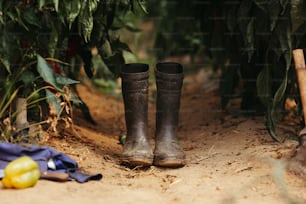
left=150, top=0, right=204, bottom=59
left=222, top=0, right=304, bottom=141
left=150, top=0, right=306, bottom=141
left=0, top=0, right=144, bottom=139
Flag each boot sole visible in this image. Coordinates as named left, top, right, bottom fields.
left=153, top=158, right=186, bottom=168
left=120, top=156, right=153, bottom=167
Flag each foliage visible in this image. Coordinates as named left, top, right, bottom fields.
left=149, top=0, right=204, bottom=59
left=0, top=0, right=144, bottom=141
left=150, top=0, right=306, bottom=141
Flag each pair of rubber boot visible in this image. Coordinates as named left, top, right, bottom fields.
left=120, top=62, right=185, bottom=168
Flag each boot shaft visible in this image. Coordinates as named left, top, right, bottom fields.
left=155, top=62, right=184, bottom=91
left=121, top=63, right=149, bottom=136
left=155, top=62, right=184, bottom=136
left=120, top=63, right=153, bottom=166
left=121, top=63, right=149, bottom=91
left=153, top=62, right=186, bottom=167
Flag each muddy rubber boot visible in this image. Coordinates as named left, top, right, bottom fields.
left=120, top=63, right=153, bottom=167
left=153, top=62, right=186, bottom=168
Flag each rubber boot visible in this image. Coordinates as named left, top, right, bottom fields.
left=153, top=62, right=186, bottom=167
left=120, top=63, right=153, bottom=167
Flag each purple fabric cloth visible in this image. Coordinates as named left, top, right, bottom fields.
left=0, top=142, right=78, bottom=171
left=0, top=142, right=102, bottom=183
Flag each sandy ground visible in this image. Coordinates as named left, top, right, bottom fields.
left=1, top=66, right=306, bottom=204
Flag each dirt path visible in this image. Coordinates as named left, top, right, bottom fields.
left=1, top=68, right=306, bottom=204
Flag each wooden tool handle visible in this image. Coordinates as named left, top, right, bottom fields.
left=293, top=49, right=306, bottom=126
left=40, top=171, right=70, bottom=182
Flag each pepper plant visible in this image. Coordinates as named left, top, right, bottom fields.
left=152, top=0, right=306, bottom=141
left=0, top=0, right=146, bottom=141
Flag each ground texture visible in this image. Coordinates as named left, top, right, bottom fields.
left=1, top=67, right=306, bottom=204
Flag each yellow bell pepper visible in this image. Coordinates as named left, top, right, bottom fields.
left=2, top=156, right=40, bottom=189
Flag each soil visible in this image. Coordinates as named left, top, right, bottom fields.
left=1, top=67, right=306, bottom=204
left=1, top=22, right=306, bottom=204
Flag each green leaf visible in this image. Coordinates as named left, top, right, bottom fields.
left=102, top=39, right=113, bottom=57
left=81, top=15, right=93, bottom=42
left=279, top=0, right=289, bottom=14
left=111, top=38, right=132, bottom=53
left=253, top=0, right=268, bottom=11
left=45, top=89, right=61, bottom=117
left=246, top=17, right=255, bottom=61
left=0, top=28, right=11, bottom=74
left=38, top=0, right=46, bottom=8
left=53, top=0, right=59, bottom=12
left=104, top=51, right=125, bottom=77
left=268, top=0, right=281, bottom=31
left=256, top=66, right=271, bottom=106
left=270, top=72, right=288, bottom=139
left=88, top=0, right=99, bottom=13
left=272, top=72, right=288, bottom=107
left=48, top=24, right=58, bottom=58
left=55, top=74, right=79, bottom=85
left=78, top=1, right=94, bottom=42
left=89, top=1, right=107, bottom=45
left=0, top=58, right=10, bottom=74
left=20, top=70, right=35, bottom=87
left=105, top=0, right=116, bottom=29
left=0, top=3, right=4, bottom=25
left=70, top=91, right=82, bottom=103
left=124, top=22, right=142, bottom=32
left=15, top=7, right=29, bottom=31
left=62, top=0, right=82, bottom=29
left=36, top=55, right=62, bottom=91
left=136, top=0, right=148, bottom=14
left=266, top=104, right=281, bottom=142
left=23, top=7, right=41, bottom=28
left=237, top=0, right=254, bottom=59
left=0, top=86, right=19, bottom=120
left=6, top=11, right=15, bottom=22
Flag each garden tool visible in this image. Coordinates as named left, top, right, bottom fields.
left=153, top=62, right=186, bottom=167
left=120, top=63, right=153, bottom=166
left=292, top=49, right=306, bottom=166
left=0, top=169, right=70, bottom=182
